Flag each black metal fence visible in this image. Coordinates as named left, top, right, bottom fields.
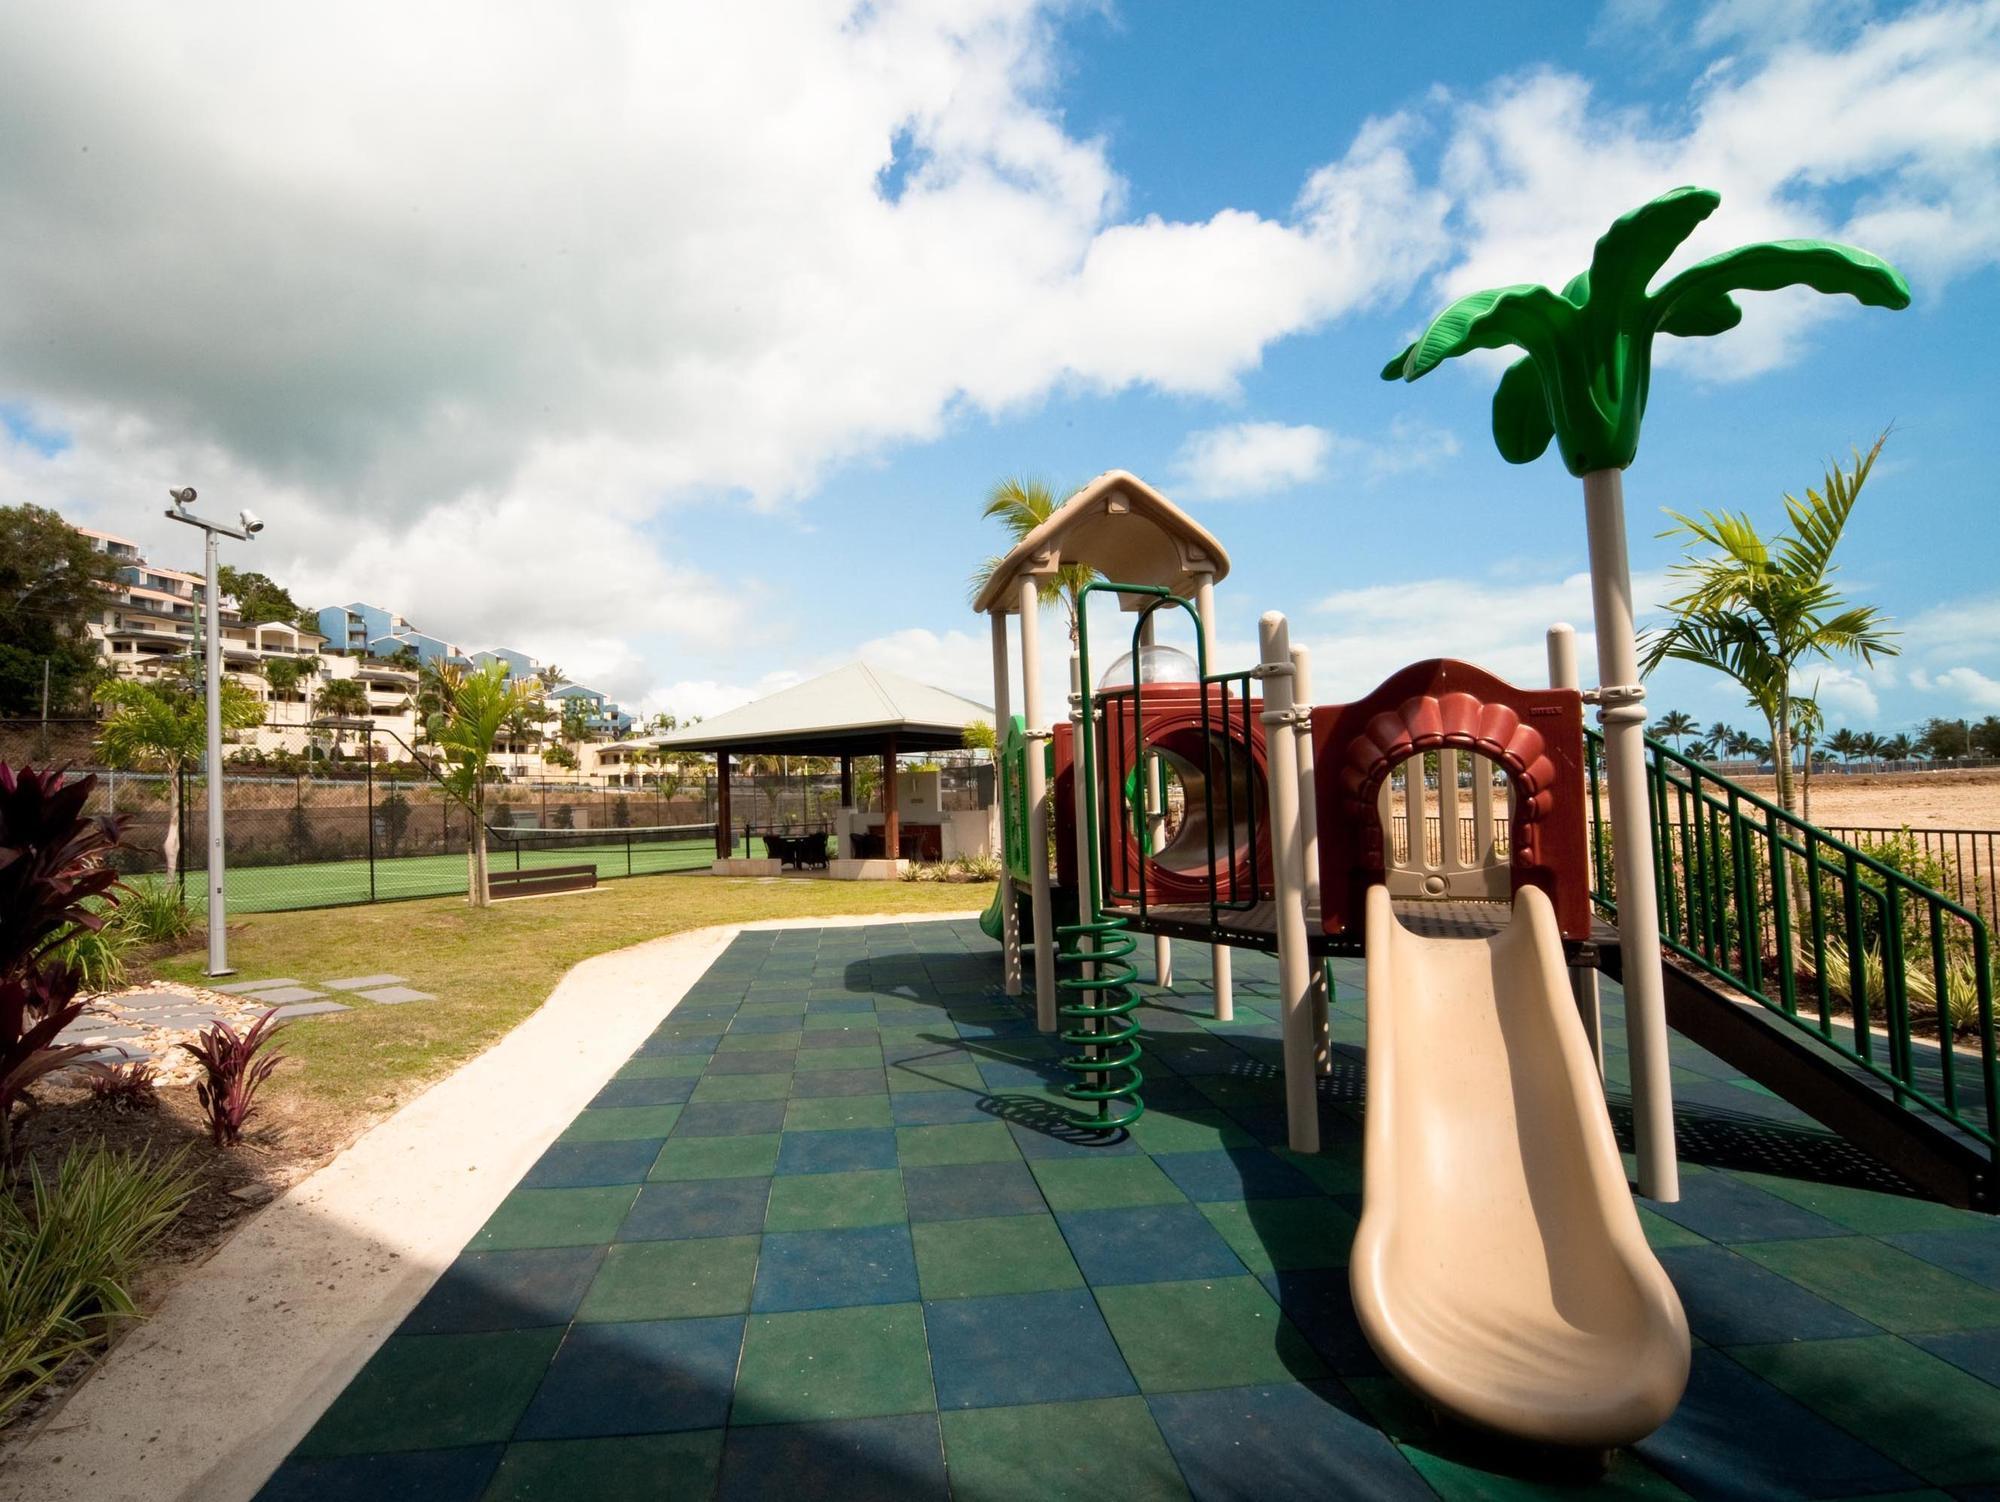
left=1819, top=825, right=2000, bottom=940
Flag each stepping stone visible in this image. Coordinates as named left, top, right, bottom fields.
left=322, top=974, right=408, bottom=991
left=147, top=1014, right=231, bottom=1030
left=237, top=986, right=329, bottom=1005
left=356, top=986, right=436, bottom=1005
left=212, top=978, right=303, bottom=994
left=56, top=1023, right=148, bottom=1043
left=271, top=1001, right=352, bottom=1020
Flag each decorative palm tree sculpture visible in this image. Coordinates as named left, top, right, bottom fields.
left=1382, top=186, right=1910, bottom=1201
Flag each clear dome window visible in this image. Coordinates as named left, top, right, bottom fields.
left=1098, top=643, right=1199, bottom=692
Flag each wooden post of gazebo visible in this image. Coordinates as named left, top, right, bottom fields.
left=715, top=750, right=733, bottom=859
left=838, top=753, right=853, bottom=858
left=882, top=734, right=900, bottom=862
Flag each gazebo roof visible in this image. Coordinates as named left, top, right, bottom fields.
left=970, top=469, right=1230, bottom=615
left=642, top=663, right=992, bottom=757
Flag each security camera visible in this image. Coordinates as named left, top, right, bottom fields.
left=239, top=509, right=264, bottom=534
left=169, top=487, right=196, bottom=508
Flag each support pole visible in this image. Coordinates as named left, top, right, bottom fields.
left=1293, top=644, right=1329, bottom=1076
left=202, top=529, right=230, bottom=976
left=1548, top=622, right=1604, bottom=1080
left=883, top=733, right=900, bottom=864
left=1259, top=612, right=1318, bottom=1154
left=989, top=612, right=1022, bottom=994
left=1018, top=576, right=1057, bottom=1031
left=1138, top=611, right=1173, bottom=988
left=1194, top=571, right=1233, bottom=1021
left=1582, top=469, right=1678, bottom=1202
left=715, top=751, right=732, bottom=860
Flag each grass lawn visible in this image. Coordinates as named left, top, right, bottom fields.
left=154, top=875, right=991, bottom=1134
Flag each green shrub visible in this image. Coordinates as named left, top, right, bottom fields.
left=112, top=878, right=197, bottom=946
left=45, top=902, right=130, bottom=992
left=0, top=1142, right=196, bottom=1423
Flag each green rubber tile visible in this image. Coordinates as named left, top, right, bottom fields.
left=765, top=1169, right=907, bottom=1231
left=912, top=1214, right=1083, bottom=1300
left=577, top=1235, right=760, bottom=1321
left=1094, top=1275, right=1324, bottom=1392
left=650, top=1134, right=782, bottom=1182
left=1730, top=1173, right=1982, bottom=1235
left=716, top=1032, right=802, bottom=1053
left=1197, top=1198, right=1357, bottom=1273
left=485, top=1431, right=725, bottom=1501
left=895, top=1123, right=1020, bottom=1168
left=796, top=1045, right=883, bottom=1072
left=733, top=1303, right=934, bottom=1425
left=1030, top=1156, right=1183, bottom=1212
left=617, top=1054, right=708, bottom=1080
left=1731, top=1335, right=2000, bottom=1487
left=560, top=1104, right=684, bottom=1143
left=1129, top=1108, right=1258, bottom=1155
left=1270, top=1146, right=1364, bottom=1196
left=940, top=1396, right=1188, bottom=1501
left=1639, top=1206, right=1710, bottom=1250
left=1737, top=1236, right=2000, bottom=1333
left=469, top=1186, right=640, bottom=1251
left=783, top=1096, right=893, bottom=1132
left=887, top=1060, right=986, bottom=1093
left=294, top=1327, right=562, bottom=1456
left=658, top=1019, right=729, bottom=1037
left=691, top=1073, right=795, bottom=1102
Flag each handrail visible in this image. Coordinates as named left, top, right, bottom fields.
left=1586, top=729, right=1998, bottom=1159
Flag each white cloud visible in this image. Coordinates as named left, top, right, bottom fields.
left=1910, top=666, right=2000, bottom=711
left=1799, top=664, right=1882, bottom=720
left=1171, top=422, right=1332, bottom=500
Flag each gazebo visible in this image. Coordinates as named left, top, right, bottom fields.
left=642, top=662, right=993, bottom=877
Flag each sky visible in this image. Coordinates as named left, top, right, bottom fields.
left=3, top=0, right=1996, bottom=741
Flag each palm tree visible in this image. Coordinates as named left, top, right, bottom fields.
left=1854, top=730, right=1884, bottom=771
left=1881, top=732, right=1913, bottom=765
left=97, top=676, right=262, bottom=874
left=1827, top=728, right=1858, bottom=767
left=314, top=677, right=371, bottom=756
left=967, top=477, right=1099, bottom=645
left=538, top=664, right=566, bottom=693
left=1654, top=710, right=1697, bottom=753
left=424, top=661, right=541, bottom=906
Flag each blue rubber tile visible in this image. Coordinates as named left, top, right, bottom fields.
left=1152, top=1149, right=1320, bottom=1204
left=703, top=1050, right=799, bottom=1076
left=954, top=1017, right=1038, bottom=1039
left=1643, top=1172, right=1849, bottom=1243
left=520, top=1138, right=667, bottom=1190
left=514, top=1316, right=744, bottom=1439
left=800, top=1027, right=878, bottom=1048
left=923, top=1288, right=1136, bottom=1410
left=617, top=1178, right=771, bottom=1242
left=674, top=1101, right=789, bottom=1138
left=1056, top=1204, right=1249, bottom=1287
left=717, top=1413, right=947, bottom=1501
left=903, top=1162, right=1048, bottom=1223
left=637, top=1036, right=719, bottom=1057
left=1885, top=1228, right=2000, bottom=1291
left=880, top=1038, right=971, bottom=1067
left=805, top=999, right=875, bottom=1014
left=891, top=1091, right=999, bottom=1126
left=1257, top=1270, right=1383, bottom=1377
left=1911, top=1329, right=2000, bottom=1387
left=776, top=1129, right=899, bottom=1176
left=255, top=1445, right=504, bottom=1501
left=752, top=1226, right=919, bottom=1312
left=590, top=1075, right=695, bottom=1108
left=1656, top=1244, right=1880, bottom=1346
left=1636, top=1349, right=1916, bottom=1499
left=401, top=1247, right=604, bottom=1335
left=976, top=1059, right=1066, bottom=1088
left=1004, top=1118, right=1141, bottom=1159
left=789, top=1067, right=887, bottom=1098
left=1149, top=1382, right=1431, bottom=1502
left=730, top=1015, right=805, bottom=1035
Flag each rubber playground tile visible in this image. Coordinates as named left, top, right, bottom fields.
left=614, top=1054, right=707, bottom=1080
left=637, top=1035, right=718, bottom=1057
left=469, top=1186, right=640, bottom=1252
left=894, top=1122, right=1019, bottom=1167
left=1644, top=1171, right=1851, bottom=1244
left=400, top=1246, right=604, bottom=1335
left=765, top=1169, right=907, bottom=1232
left=1197, top=1198, right=1357, bottom=1275
left=1056, top=1203, right=1248, bottom=1287
left=788, top=1067, right=889, bottom=1099
left=1128, top=1108, right=1260, bottom=1155
left=577, top=1236, right=761, bottom=1321
left=1911, top=1328, right=2000, bottom=1388
left=715, top=1031, right=802, bottom=1053
left=902, top=1161, right=1049, bottom=1223
left=911, top=1214, right=1083, bottom=1301
left=732, top=1304, right=934, bottom=1425
left=800, top=1025, right=880, bottom=1047
left=1655, top=1244, right=1880, bottom=1346
left=514, top=1316, right=744, bottom=1440
left=775, top=1128, right=899, bottom=1175
left=783, top=1095, right=892, bottom=1132
left=1029, top=1154, right=1185, bottom=1212
left=293, top=1327, right=563, bottom=1456
left=1148, top=1381, right=1433, bottom=1502
left=890, top=1089, right=1000, bottom=1126
left=886, top=1059, right=986, bottom=1093
left=691, top=1072, right=795, bottom=1102
left=1731, top=1336, right=2000, bottom=1488
left=795, top=1045, right=884, bottom=1073
left=974, top=1058, right=1066, bottom=1089
left=1635, top=1347, right=1915, bottom=1500
left=520, top=1137, right=665, bottom=1190
left=617, top=1178, right=770, bottom=1242
left=751, top=1225, right=920, bottom=1312
left=589, top=1074, right=696, bottom=1108
left=1005, top=1115, right=1142, bottom=1159
left=1733, top=1173, right=1982, bottom=1236
left=716, top=1413, right=947, bottom=1502
left=726, top=1014, right=805, bottom=1035
left=485, top=1432, right=724, bottom=1502
left=1268, top=1145, right=1364, bottom=1197
left=672, top=1100, right=788, bottom=1138
left=924, top=1287, right=1136, bottom=1410
left=649, top=1134, right=781, bottom=1183
left=559, top=1103, right=683, bottom=1143
left=702, top=1049, right=797, bottom=1075
left=256, top=1445, right=503, bottom=1502
left=938, top=1395, right=1189, bottom=1502
left=1639, top=1206, right=1711, bottom=1250
left=1153, top=1147, right=1321, bottom=1203
left=1737, top=1236, right=2000, bottom=1333
left=1095, top=1276, right=1325, bottom=1393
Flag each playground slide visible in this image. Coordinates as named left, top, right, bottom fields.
left=1350, top=884, right=1689, bottom=1449
left=979, top=880, right=1006, bottom=941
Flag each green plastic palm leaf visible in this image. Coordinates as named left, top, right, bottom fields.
left=1381, top=186, right=1911, bottom=475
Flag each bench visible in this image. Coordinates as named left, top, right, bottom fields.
left=488, top=864, right=599, bottom=900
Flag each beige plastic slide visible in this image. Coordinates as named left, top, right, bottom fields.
left=1349, top=884, right=1690, bottom=1449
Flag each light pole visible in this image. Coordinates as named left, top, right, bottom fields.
left=164, top=488, right=264, bottom=976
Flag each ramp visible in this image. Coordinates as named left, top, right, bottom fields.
left=1351, top=884, right=1690, bottom=1448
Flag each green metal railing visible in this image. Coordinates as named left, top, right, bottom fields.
left=1587, top=729, right=1998, bottom=1158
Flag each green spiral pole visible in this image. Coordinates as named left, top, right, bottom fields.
left=1056, top=912, right=1145, bottom=1129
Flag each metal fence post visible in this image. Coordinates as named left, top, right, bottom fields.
left=366, top=729, right=378, bottom=903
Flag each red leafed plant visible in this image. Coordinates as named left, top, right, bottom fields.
left=80, top=1059, right=160, bottom=1107
left=1, top=763, right=129, bottom=1167
left=180, top=1010, right=287, bottom=1146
